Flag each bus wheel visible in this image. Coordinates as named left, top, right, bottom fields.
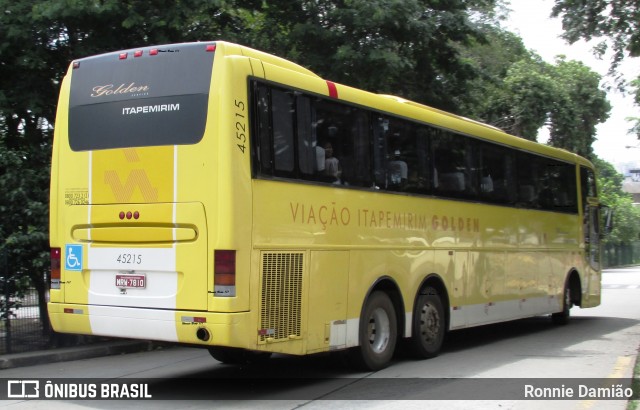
left=350, top=291, right=398, bottom=371
left=552, top=286, right=572, bottom=325
left=411, top=287, right=445, bottom=359
left=208, top=347, right=272, bottom=365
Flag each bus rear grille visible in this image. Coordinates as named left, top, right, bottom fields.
left=259, top=252, right=304, bottom=342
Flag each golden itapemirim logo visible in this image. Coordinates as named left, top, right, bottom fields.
left=91, top=83, right=150, bottom=98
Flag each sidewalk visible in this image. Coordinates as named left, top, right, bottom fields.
left=0, top=340, right=157, bottom=370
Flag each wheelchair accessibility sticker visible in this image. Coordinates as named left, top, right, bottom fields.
left=65, top=244, right=83, bottom=271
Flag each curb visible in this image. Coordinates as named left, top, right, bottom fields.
left=0, top=340, right=157, bottom=370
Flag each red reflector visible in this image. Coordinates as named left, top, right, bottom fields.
left=119, top=52, right=128, bottom=60
left=194, top=317, right=206, bottom=323
left=214, top=250, right=236, bottom=285
left=119, top=211, right=125, bottom=220
left=64, top=308, right=74, bottom=314
left=206, top=44, right=216, bottom=52
left=149, top=49, right=158, bottom=56
left=133, top=211, right=140, bottom=220
left=50, top=248, right=61, bottom=279
left=126, top=211, right=132, bottom=220
left=134, top=50, right=143, bottom=57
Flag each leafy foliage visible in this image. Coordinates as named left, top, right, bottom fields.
left=460, top=27, right=610, bottom=156
left=551, top=0, right=639, bottom=140
left=228, top=0, right=499, bottom=112
left=592, top=157, right=640, bottom=245
left=551, top=0, right=640, bottom=69
left=548, top=58, right=611, bottom=158
left=459, top=28, right=550, bottom=139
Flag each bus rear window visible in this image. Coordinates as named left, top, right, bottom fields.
left=68, top=43, right=215, bottom=151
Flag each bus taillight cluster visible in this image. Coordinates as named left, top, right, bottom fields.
left=50, top=248, right=61, bottom=289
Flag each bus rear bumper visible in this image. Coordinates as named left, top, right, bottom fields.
left=48, top=303, right=254, bottom=348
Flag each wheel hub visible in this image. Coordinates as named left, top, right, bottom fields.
left=368, top=307, right=391, bottom=354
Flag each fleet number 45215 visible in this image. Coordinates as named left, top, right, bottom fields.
left=116, top=254, right=142, bottom=265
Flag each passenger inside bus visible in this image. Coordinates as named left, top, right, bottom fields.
left=323, top=142, right=340, bottom=182
left=388, top=150, right=408, bottom=188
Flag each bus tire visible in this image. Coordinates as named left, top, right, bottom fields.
left=208, top=347, right=272, bottom=364
left=411, top=287, right=445, bottom=359
left=552, top=286, right=571, bottom=325
left=350, top=291, right=398, bottom=371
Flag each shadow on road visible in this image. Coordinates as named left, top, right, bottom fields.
left=133, top=314, right=639, bottom=401
left=442, top=315, right=637, bottom=354
left=177, top=314, right=639, bottom=378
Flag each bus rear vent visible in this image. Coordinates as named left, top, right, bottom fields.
left=259, top=252, right=304, bottom=342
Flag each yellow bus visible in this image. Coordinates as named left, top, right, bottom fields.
left=48, top=41, right=603, bottom=370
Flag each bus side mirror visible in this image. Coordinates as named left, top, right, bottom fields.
left=601, top=206, right=613, bottom=237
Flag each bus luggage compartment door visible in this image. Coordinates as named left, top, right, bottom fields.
left=63, top=202, right=207, bottom=311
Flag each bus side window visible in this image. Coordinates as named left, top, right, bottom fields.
left=311, top=100, right=371, bottom=186
left=373, top=116, right=389, bottom=188
left=346, top=109, right=372, bottom=187
left=478, top=141, right=514, bottom=204
left=385, top=118, right=418, bottom=192
left=296, top=95, right=319, bottom=179
left=413, top=126, right=431, bottom=194
left=542, top=161, right=577, bottom=212
left=255, top=83, right=272, bottom=175
left=271, top=88, right=295, bottom=176
left=313, top=99, right=343, bottom=184
left=581, top=166, right=597, bottom=199
left=516, top=152, right=540, bottom=207
left=373, top=116, right=429, bottom=194
left=432, top=130, right=470, bottom=198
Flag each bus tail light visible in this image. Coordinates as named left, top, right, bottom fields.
left=214, top=250, right=236, bottom=297
left=51, top=248, right=61, bottom=289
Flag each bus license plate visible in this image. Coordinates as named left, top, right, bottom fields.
left=115, top=274, right=146, bottom=289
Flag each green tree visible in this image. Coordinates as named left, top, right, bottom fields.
left=459, top=28, right=553, bottom=139
left=460, top=27, right=610, bottom=152
left=551, top=0, right=640, bottom=140
left=548, top=58, right=611, bottom=158
left=551, top=0, right=640, bottom=70
left=230, top=0, right=499, bottom=111
left=631, top=77, right=640, bottom=138
left=0, top=144, right=49, bottom=321
left=592, top=157, right=640, bottom=265
left=493, top=57, right=557, bottom=140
